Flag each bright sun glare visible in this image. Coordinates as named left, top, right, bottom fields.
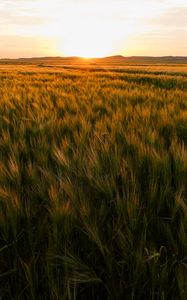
left=58, top=36, right=115, bottom=58
left=56, top=23, right=118, bottom=58
left=53, top=0, right=167, bottom=58
left=54, top=3, right=128, bottom=58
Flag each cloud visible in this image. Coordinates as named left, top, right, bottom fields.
left=153, top=7, right=187, bottom=29
left=0, top=12, right=47, bottom=26
left=0, top=0, right=53, bottom=36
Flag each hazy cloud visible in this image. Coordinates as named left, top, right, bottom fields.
left=153, top=7, right=187, bottom=29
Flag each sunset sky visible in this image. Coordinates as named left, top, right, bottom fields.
left=0, top=0, right=187, bottom=58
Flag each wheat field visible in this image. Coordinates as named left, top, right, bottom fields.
left=0, top=63, right=187, bottom=299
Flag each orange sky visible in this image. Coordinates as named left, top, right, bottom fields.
left=0, top=0, right=187, bottom=58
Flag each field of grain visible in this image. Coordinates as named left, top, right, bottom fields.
left=0, top=64, right=187, bottom=299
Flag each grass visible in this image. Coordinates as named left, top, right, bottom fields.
left=0, top=63, right=187, bottom=299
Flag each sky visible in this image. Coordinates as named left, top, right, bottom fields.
left=0, top=0, right=187, bottom=58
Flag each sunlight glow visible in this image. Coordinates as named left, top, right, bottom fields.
left=52, top=2, right=152, bottom=58
left=0, top=0, right=187, bottom=58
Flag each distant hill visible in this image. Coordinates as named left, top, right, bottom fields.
left=1, top=55, right=187, bottom=65
left=97, top=55, right=187, bottom=64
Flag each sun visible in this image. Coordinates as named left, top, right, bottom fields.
left=57, top=26, right=116, bottom=58
left=58, top=39, right=113, bottom=58
left=54, top=6, right=122, bottom=58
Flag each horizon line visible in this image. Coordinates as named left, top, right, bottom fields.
left=1, top=55, right=187, bottom=60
